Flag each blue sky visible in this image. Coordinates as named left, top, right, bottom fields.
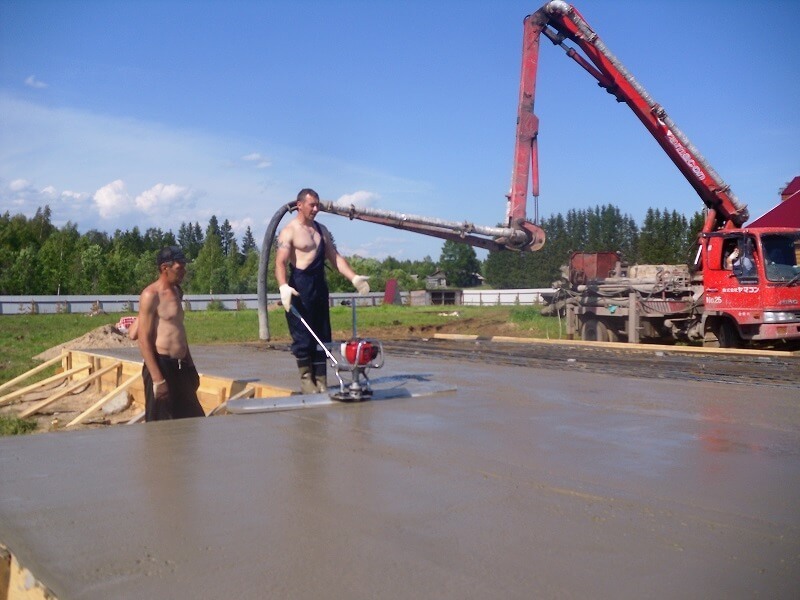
left=1, top=0, right=798, bottom=261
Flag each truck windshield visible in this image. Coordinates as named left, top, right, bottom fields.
left=761, top=233, right=800, bottom=283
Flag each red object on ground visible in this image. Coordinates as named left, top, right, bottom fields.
left=117, top=316, right=137, bottom=330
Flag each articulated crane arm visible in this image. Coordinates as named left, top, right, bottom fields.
left=517, top=1, right=749, bottom=234
left=315, top=202, right=544, bottom=253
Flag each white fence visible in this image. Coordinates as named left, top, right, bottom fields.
left=0, top=288, right=555, bottom=315
left=0, top=293, right=390, bottom=315
left=461, top=288, right=555, bottom=306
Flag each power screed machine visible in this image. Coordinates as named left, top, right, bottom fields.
left=290, top=303, right=384, bottom=402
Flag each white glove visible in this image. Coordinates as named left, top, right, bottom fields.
left=351, top=275, right=370, bottom=295
left=279, top=284, right=299, bottom=312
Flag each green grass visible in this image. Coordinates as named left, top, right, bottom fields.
left=0, top=312, right=123, bottom=384
left=508, top=304, right=570, bottom=340
left=0, top=415, right=37, bottom=436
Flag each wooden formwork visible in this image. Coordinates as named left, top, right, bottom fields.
left=0, top=350, right=292, bottom=427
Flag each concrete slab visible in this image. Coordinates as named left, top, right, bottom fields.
left=1, top=344, right=799, bottom=599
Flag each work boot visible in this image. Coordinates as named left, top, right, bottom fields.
left=313, top=360, right=328, bottom=393
left=297, top=362, right=316, bottom=395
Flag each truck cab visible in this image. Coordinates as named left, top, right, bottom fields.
left=701, top=229, right=800, bottom=347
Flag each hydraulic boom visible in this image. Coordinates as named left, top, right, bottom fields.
left=513, top=0, right=749, bottom=234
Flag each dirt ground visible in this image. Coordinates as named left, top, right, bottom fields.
left=34, top=323, right=140, bottom=362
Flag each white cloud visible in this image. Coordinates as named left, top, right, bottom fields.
left=229, top=216, right=256, bottom=235
left=0, top=179, right=90, bottom=221
left=335, top=190, right=379, bottom=208
left=336, top=234, right=413, bottom=260
left=24, top=75, right=48, bottom=89
left=9, top=178, right=31, bottom=192
left=93, top=179, right=130, bottom=218
left=242, top=152, right=271, bottom=169
left=62, top=190, right=87, bottom=201
left=134, top=183, right=193, bottom=213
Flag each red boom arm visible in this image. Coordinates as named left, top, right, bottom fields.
left=509, top=1, right=749, bottom=233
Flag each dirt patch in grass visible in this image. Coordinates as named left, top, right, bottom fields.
left=361, top=313, right=525, bottom=339
left=34, top=324, right=139, bottom=362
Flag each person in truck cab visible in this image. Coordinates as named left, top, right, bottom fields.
left=725, top=240, right=756, bottom=277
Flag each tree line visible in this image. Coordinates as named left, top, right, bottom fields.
left=484, top=205, right=705, bottom=288
left=0, top=204, right=703, bottom=296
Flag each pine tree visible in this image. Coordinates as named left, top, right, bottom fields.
left=220, top=219, right=235, bottom=256
left=190, top=222, right=204, bottom=258
left=206, top=215, right=221, bottom=241
left=241, top=226, right=258, bottom=255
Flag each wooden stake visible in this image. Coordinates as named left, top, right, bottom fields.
left=19, top=362, right=121, bottom=419
left=0, top=364, right=90, bottom=407
left=65, top=372, right=140, bottom=428
left=0, top=353, right=65, bottom=396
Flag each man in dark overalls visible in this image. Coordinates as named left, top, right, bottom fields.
left=275, top=189, right=371, bottom=393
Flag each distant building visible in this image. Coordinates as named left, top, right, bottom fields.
left=747, top=176, right=800, bottom=228
left=425, top=269, right=448, bottom=289
left=781, top=176, right=800, bottom=202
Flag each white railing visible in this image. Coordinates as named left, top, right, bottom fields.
left=0, top=293, right=391, bottom=315
left=0, top=288, right=555, bottom=315
left=462, top=288, right=555, bottom=306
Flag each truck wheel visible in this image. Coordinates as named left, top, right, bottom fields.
left=716, top=320, right=740, bottom=348
left=704, top=320, right=740, bottom=348
left=604, top=324, right=620, bottom=342
left=581, top=318, right=610, bottom=342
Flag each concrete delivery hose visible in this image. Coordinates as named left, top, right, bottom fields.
left=258, top=202, right=294, bottom=340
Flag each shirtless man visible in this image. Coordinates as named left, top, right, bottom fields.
left=275, top=188, right=370, bottom=393
left=137, top=246, right=204, bottom=421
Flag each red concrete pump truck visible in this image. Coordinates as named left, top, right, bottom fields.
left=519, top=1, right=800, bottom=348
left=259, top=2, right=799, bottom=348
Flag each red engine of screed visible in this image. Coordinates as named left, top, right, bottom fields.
left=342, top=340, right=380, bottom=366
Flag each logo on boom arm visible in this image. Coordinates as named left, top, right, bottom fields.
left=666, top=130, right=706, bottom=181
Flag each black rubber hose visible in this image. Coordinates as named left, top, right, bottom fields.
left=258, top=202, right=294, bottom=340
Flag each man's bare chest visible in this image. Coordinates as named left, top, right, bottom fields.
left=294, top=225, right=321, bottom=254
left=157, top=290, right=183, bottom=322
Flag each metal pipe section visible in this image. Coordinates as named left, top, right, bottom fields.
left=316, top=201, right=537, bottom=252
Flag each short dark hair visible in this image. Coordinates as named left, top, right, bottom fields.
left=296, top=188, right=319, bottom=204
left=157, top=246, right=187, bottom=267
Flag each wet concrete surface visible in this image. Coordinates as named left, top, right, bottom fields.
left=1, top=343, right=799, bottom=599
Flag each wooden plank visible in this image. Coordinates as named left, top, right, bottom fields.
left=19, top=362, right=121, bottom=419
left=65, top=372, right=140, bottom=428
left=127, top=411, right=145, bottom=424
left=0, top=353, right=65, bottom=396
left=207, top=386, right=255, bottom=416
left=0, top=364, right=91, bottom=407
